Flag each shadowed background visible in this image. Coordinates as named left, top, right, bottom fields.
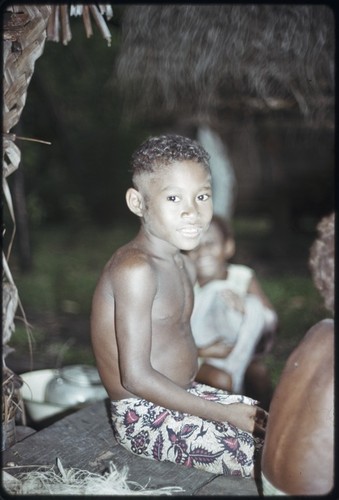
left=3, top=4, right=334, bottom=391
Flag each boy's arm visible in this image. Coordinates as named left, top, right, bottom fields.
left=113, top=259, right=267, bottom=436
left=198, top=340, right=234, bottom=358
left=247, top=275, right=275, bottom=311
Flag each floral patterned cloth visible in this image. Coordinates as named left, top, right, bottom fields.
left=111, top=382, right=263, bottom=477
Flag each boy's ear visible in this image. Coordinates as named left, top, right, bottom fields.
left=224, top=238, right=235, bottom=260
left=126, top=187, right=144, bottom=217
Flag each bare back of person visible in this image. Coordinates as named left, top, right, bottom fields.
left=261, top=318, right=334, bottom=495
left=91, top=228, right=198, bottom=401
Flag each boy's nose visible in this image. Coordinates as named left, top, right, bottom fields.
left=181, top=201, right=198, bottom=219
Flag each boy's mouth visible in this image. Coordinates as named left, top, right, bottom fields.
left=178, top=226, right=202, bottom=239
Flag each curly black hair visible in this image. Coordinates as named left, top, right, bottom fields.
left=309, top=212, right=334, bottom=313
left=130, top=135, right=210, bottom=183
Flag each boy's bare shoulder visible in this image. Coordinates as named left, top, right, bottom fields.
left=285, top=318, right=334, bottom=375
left=103, top=241, right=157, bottom=287
left=302, top=318, right=334, bottom=346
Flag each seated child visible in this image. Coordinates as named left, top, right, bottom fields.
left=91, top=135, right=267, bottom=479
left=261, top=212, right=334, bottom=495
left=189, top=215, right=278, bottom=408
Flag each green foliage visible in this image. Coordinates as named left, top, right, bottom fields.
left=7, top=222, right=139, bottom=371
left=11, top=222, right=138, bottom=314
left=261, top=275, right=327, bottom=385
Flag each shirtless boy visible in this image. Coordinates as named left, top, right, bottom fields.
left=91, top=134, right=267, bottom=478
left=261, top=212, right=334, bottom=495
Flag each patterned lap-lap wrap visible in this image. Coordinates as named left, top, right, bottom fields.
left=111, top=382, right=263, bottom=477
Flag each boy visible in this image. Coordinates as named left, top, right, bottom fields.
left=261, top=212, right=334, bottom=495
left=91, top=135, right=267, bottom=478
left=189, top=215, right=277, bottom=409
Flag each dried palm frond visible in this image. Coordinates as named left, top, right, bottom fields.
left=2, top=5, right=50, bottom=369
left=2, top=4, right=52, bottom=175
left=2, top=137, right=21, bottom=179
left=2, top=367, right=23, bottom=424
left=47, top=4, right=113, bottom=46
left=2, top=282, right=18, bottom=349
left=3, top=458, right=185, bottom=495
left=3, top=132, right=51, bottom=146
left=2, top=4, right=114, bottom=383
left=2, top=251, right=34, bottom=370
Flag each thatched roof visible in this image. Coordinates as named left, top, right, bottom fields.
left=46, top=4, right=113, bottom=45
left=116, top=5, right=334, bottom=127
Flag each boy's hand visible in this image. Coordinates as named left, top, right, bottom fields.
left=221, top=403, right=268, bottom=438
left=198, top=340, right=234, bottom=358
left=212, top=340, right=234, bottom=358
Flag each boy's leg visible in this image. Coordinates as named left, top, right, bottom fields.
left=195, top=362, right=233, bottom=392
left=244, top=359, right=274, bottom=411
left=111, top=383, right=263, bottom=478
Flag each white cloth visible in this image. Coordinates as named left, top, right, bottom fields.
left=191, top=264, right=276, bottom=393
left=214, top=294, right=266, bottom=392
left=191, top=264, right=254, bottom=348
left=197, top=125, right=236, bottom=220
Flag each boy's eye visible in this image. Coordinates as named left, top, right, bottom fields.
left=197, top=194, right=210, bottom=201
left=167, top=195, right=180, bottom=202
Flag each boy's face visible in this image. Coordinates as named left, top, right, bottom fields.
left=189, top=221, right=232, bottom=282
left=139, top=160, right=213, bottom=252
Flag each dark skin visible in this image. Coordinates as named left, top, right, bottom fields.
left=261, top=319, right=334, bottom=494
left=91, top=160, right=267, bottom=439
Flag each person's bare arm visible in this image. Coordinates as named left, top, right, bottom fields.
left=247, top=275, right=274, bottom=311
left=113, top=258, right=267, bottom=435
left=198, top=340, right=234, bottom=358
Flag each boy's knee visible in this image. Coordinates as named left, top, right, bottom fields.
left=213, top=369, right=233, bottom=392
left=247, top=360, right=269, bottom=380
left=196, top=364, right=233, bottom=392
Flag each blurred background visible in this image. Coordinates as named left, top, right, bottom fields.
left=3, top=5, right=334, bottom=391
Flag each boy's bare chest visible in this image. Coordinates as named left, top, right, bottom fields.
left=153, top=261, right=193, bottom=322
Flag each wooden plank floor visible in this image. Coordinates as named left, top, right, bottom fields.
left=2, top=400, right=261, bottom=496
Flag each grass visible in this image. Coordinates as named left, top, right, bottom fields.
left=259, top=275, right=326, bottom=384
left=10, top=222, right=139, bottom=315
left=6, top=217, right=327, bottom=386
left=7, top=222, right=139, bottom=370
